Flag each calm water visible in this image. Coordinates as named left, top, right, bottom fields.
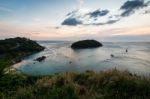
left=13, top=41, right=150, bottom=76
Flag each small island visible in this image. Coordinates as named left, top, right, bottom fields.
left=71, top=40, right=103, bottom=49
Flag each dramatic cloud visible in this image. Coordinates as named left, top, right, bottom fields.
left=62, top=18, right=82, bottom=26
left=120, top=0, right=148, bottom=17
left=87, top=9, right=109, bottom=18
left=61, top=0, right=150, bottom=26
left=62, top=9, right=111, bottom=26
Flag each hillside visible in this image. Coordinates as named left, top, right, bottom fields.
left=0, top=37, right=44, bottom=54
left=0, top=69, right=150, bottom=99
left=0, top=37, right=45, bottom=76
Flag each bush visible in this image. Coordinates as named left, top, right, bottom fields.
left=0, top=69, right=149, bottom=99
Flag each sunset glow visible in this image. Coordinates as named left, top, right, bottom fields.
left=0, top=0, right=150, bottom=41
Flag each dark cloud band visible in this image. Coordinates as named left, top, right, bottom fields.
left=120, top=0, right=148, bottom=17
left=62, top=18, right=82, bottom=26
left=87, top=9, right=109, bottom=18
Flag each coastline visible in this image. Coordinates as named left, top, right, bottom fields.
left=0, top=38, right=150, bottom=99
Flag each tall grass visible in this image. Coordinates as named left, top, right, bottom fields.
left=0, top=69, right=149, bottom=99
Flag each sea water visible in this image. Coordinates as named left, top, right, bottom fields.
left=13, top=41, right=150, bottom=76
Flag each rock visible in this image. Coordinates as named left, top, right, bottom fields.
left=71, top=40, right=103, bottom=49
left=34, top=56, right=46, bottom=62
left=69, top=61, right=72, bottom=64
left=126, top=49, right=128, bottom=53
left=110, top=54, right=114, bottom=58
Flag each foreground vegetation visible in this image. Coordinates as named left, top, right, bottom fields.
left=0, top=69, right=150, bottom=99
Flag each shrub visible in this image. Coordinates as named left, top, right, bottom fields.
left=0, top=69, right=149, bottom=99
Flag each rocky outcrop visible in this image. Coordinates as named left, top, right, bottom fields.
left=34, top=56, right=46, bottom=62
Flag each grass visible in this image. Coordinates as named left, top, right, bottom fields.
left=0, top=69, right=150, bottom=99
left=0, top=58, right=12, bottom=77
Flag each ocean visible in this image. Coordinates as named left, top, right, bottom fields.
left=13, top=41, right=150, bottom=76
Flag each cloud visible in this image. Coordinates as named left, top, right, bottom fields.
left=87, top=9, right=109, bottom=18
left=62, top=9, right=119, bottom=26
left=143, top=9, right=150, bottom=14
left=66, top=10, right=78, bottom=17
left=104, top=19, right=120, bottom=24
left=120, top=0, right=148, bottom=17
left=85, top=19, right=120, bottom=26
left=62, top=17, right=82, bottom=26
left=62, top=8, right=111, bottom=26
left=61, top=0, right=150, bottom=26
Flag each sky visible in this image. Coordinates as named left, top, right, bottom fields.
left=0, top=0, right=150, bottom=41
